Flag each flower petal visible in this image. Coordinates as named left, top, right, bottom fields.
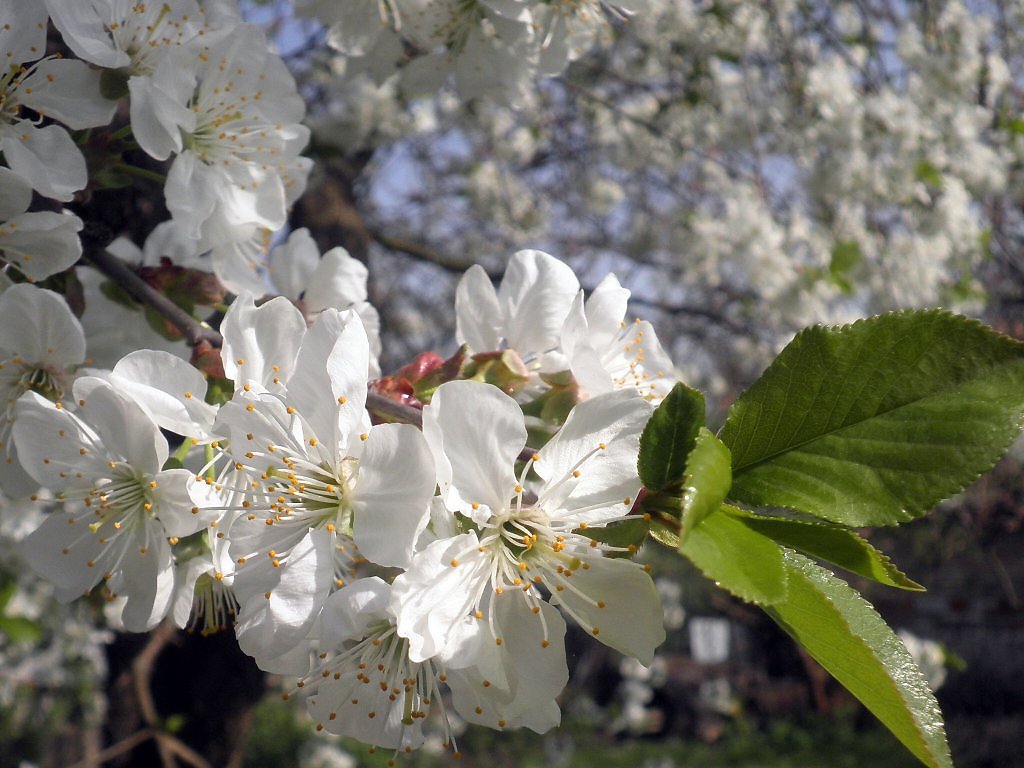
left=350, top=423, right=434, bottom=568
left=551, top=553, right=665, bottom=665
left=423, top=380, right=524, bottom=517
left=391, top=532, right=492, bottom=663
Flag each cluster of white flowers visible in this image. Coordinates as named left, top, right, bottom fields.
left=300, top=0, right=647, bottom=105
left=0, top=0, right=311, bottom=292
left=3, top=247, right=675, bottom=752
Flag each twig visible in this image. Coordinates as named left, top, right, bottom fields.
left=67, top=727, right=158, bottom=768
left=366, top=389, right=424, bottom=427
left=84, top=240, right=542, bottom=456
left=370, top=228, right=750, bottom=334
left=83, top=246, right=224, bottom=348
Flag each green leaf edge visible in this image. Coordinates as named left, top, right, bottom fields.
left=638, top=381, right=705, bottom=491
left=720, top=309, right=1024, bottom=526
left=731, top=509, right=924, bottom=591
left=765, top=551, right=952, bottom=768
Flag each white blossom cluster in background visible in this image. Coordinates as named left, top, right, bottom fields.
left=298, top=0, right=1024, bottom=391
left=299, top=0, right=648, bottom=106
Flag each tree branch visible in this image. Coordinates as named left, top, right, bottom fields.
left=83, top=246, right=224, bottom=349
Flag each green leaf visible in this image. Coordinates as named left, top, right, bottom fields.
left=721, top=310, right=1024, bottom=526
left=0, top=577, right=15, bottom=611
left=828, top=240, right=862, bottom=295
left=914, top=160, right=944, bottom=188
left=0, top=616, right=43, bottom=644
left=679, top=508, right=788, bottom=605
left=638, top=382, right=705, bottom=491
left=680, top=427, right=732, bottom=541
left=731, top=510, right=923, bottom=590
left=576, top=517, right=650, bottom=557
left=765, top=551, right=951, bottom=768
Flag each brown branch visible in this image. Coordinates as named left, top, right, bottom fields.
left=83, top=246, right=224, bottom=348
left=84, top=239, right=540, bottom=456
left=67, top=727, right=159, bottom=768
left=370, top=228, right=750, bottom=334
left=369, top=229, right=502, bottom=279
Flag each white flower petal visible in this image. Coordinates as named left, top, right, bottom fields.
left=235, top=528, right=334, bottom=668
left=0, top=282, right=85, bottom=365
left=289, top=309, right=365, bottom=445
left=302, top=246, right=370, bottom=312
left=350, top=423, right=434, bottom=569
left=23, top=510, right=105, bottom=603
left=535, top=390, right=651, bottom=520
left=455, top=264, right=502, bottom=352
left=498, top=250, right=579, bottom=356
left=221, top=294, right=306, bottom=392
left=12, top=392, right=91, bottom=491
left=0, top=166, right=32, bottom=220
left=115, top=536, right=176, bottom=632
left=1, top=123, right=87, bottom=201
left=423, top=380, right=524, bottom=516
left=267, top=227, right=320, bottom=300
left=391, top=532, right=492, bottom=663
left=73, top=378, right=167, bottom=473
left=319, top=576, right=390, bottom=650
left=0, top=210, right=83, bottom=281
left=1, top=0, right=48, bottom=65
left=129, top=61, right=196, bottom=160
left=550, top=554, right=665, bottom=665
left=109, top=349, right=217, bottom=438
left=20, top=59, right=116, bottom=129
left=45, top=0, right=131, bottom=68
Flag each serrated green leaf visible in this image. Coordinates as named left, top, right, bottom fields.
left=638, top=382, right=705, bottom=491
left=576, top=517, right=650, bottom=557
left=680, top=427, right=732, bottom=542
left=679, top=509, right=788, bottom=605
left=765, top=551, right=951, bottom=768
left=731, top=509, right=923, bottom=590
left=721, top=311, right=1024, bottom=526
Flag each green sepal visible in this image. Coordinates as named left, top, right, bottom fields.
left=575, top=517, right=650, bottom=558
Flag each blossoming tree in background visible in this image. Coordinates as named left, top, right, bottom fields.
left=1, top=1, right=1024, bottom=766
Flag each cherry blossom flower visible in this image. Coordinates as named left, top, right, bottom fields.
left=0, top=282, right=86, bottom=496
left=561, top=274, right=676, bottom=403
left=45, top=0, right=219, bottom=162
left=299, top=576, right=567, bottom=750
left=14, top=378, right=216, bottom=631
left=455, top=249, right=579, bottom=380
left=392, top=380, right=664, bottom=666
left=214, top=309, right=434, bottom=670
left=0, top=1, right=115, bottom=200
left=128, top=24, right=312, bottom=245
